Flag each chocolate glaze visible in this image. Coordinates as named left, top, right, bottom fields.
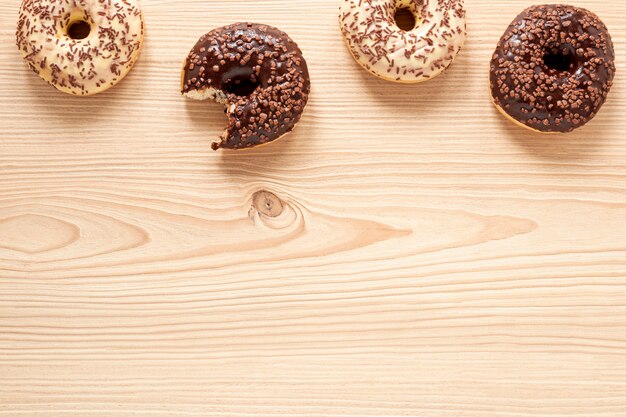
left=490, top=4, right=616, bottom=133
left=182, top=23, right=310, bottom=150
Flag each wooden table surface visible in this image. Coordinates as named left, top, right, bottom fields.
left=1, top=0, right=626, bottom=415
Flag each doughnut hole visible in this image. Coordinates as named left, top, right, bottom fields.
left=543, top=47, right=577, bottom=74
left=394, top=8, right=417, bottom=31
left=222, top=68, right=260, bottom=97
left=67, top=20, right=91, bottom=40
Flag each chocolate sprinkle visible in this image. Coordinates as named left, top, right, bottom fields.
left=182, top=23, right=311, bottom=150
left=490, top=4, right=616, bottom=133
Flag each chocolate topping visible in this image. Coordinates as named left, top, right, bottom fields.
left=182, top=23, right=311, bottom=150
left=490, top=4, right=616, bottom=133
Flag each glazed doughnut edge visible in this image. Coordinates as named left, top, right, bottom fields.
left=491, top=96, right=560, bottom=135
left=342, top=37, right=450, bottom=85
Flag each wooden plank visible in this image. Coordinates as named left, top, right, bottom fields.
left=1, top=0, right=626, bottom=415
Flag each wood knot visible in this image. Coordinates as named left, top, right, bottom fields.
left=252, top=190, right=284, bottom=218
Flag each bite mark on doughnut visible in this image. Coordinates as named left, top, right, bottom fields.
left=180, top=64, right=236, bottom=150
left=182, top=85, right=236, bottom=150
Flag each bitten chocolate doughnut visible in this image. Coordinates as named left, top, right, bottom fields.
left=182, top=23, right=311, bottom=150
left=490, top=4, right=616, bottom=133
left=339, top=0, right=467, bottom=83
left=16, top=0, right=144, bottom=96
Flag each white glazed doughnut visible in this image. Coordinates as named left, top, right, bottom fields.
left=339, top=0, right=467, bottom=83
left=16, top=0, right=145, bottom=96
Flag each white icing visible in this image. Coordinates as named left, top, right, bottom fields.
left=16, top=0, right=144, bottom=95
left=339, top=0, right=467, bottom=83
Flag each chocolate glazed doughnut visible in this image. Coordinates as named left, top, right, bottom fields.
left=490, top=4, right=616, bottom=133
left=182, top=23, right=311, bottom=150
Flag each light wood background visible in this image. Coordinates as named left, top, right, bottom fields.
left=1, top=0, right=626, bottom=415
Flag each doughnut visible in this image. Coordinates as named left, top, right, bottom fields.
left=490, top=4, right=616, bottom=133
left=339, top=0, right=467, bottom=83
left=181, top=23, right=311, bottom=151
left=16, top=0, right=145, bottom=96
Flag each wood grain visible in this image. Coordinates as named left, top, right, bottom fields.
left=1, top=0, right=626, bottom=415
